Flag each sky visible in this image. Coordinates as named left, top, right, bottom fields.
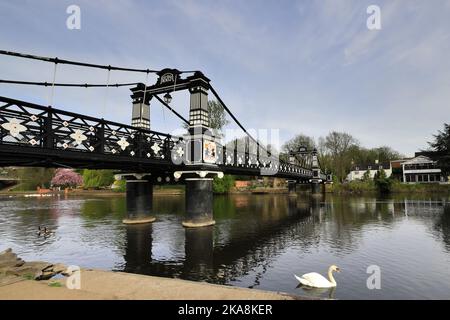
left=0, top=0, right=449, bottom=156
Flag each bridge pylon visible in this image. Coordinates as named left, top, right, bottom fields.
left=116, top=173, right=156, bottom=225
left=310, top=148, right=323, bottom=195
left=287, top=180, right=297, bottom=195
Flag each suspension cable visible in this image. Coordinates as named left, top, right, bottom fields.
left=0, top=79, right=140, bottom=87
left=154, top=94, right=189, bottom=125
left=142, top=71, right=149, bottom=126
left=209, top=85, right=270, bottom=155
left=0, top=50, right=198, bottom=74
left=210, top=84, right=294, bottom=165
left=102, top=69, right=111, bottom=116
left=49, top=62, right=57, bottom=106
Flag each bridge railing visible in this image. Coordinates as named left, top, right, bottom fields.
left=217, top=143, right=313, bottom=177
left=0, top=96, right=182, bottom=161
left=0, top=96, right=316, bottom=178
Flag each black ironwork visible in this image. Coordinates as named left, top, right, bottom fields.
left=0, top=96, right=320, bottom=180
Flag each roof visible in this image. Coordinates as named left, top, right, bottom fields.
left=402, top=155, right=434, bottom=165
left=351, top=163, right=390, bottom=171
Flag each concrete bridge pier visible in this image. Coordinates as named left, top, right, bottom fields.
left=311, top=181, right=321, bottom=195
left=116, top=173, right=156, bottom=224
left=287, top=180, right=297, bottom=195
left=174, top=171, right=224, bottom=228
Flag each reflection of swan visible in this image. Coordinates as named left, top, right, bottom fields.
left=294, top=265, right=340, bottom=288
left=296, top=283, right=336, bottom=299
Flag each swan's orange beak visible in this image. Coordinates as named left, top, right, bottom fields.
left=336, top=267, right=341, bottom=272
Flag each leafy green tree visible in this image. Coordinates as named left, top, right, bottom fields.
left=14, top=167, right=55, bottom=191
left=428, top=123, right=450, bottom=175
left=82, top=169, right=115, bottom=189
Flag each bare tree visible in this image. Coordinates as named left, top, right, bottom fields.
left=281, top=134, right=315, bottom=153
left=322, top=131, right=359, bottom=181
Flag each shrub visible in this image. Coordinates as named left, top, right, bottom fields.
left=374, top=169, right=393, bottom=194
left=213, top=174, right=235, bottom=194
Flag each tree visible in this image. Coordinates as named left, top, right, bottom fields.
left=281, top=134, right=315, bottom=154
left=428, top=123, right=450, bottom=175
left=51, top=169, right=83, bottom=188
left=213, top=174, right=235, bottom=194
left=14, top=167, right=55, bottom=191
left=362, top=169, right=371, bottom=181
left=374, top=168, right=392, bottom=194
left=429, top=123, right=450, bottom=152
left=374, top=146, right=403, bottom=162
left=322, top=131, right=359, bottom=182
left=82, top=169, right=115, bottom=189
left=183, top=100, right=229, bottom=136
left=208, top=100, right=229, bottom=132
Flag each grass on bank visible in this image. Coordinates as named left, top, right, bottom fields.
left=333, top=179, right=450, bottom=194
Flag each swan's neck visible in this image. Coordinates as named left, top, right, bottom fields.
left=328, top=269, right=336, bottom=286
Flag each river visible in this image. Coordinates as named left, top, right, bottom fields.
left=1, top=193, right=449, bottom=299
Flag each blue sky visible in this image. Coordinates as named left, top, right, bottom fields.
left=1, top=0, right=449, bottom=156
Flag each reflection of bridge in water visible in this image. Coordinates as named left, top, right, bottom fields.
left=121, top=196, right=330, bottom=284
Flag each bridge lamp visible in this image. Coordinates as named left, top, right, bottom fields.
left=163, top=92, right=172, bottom=104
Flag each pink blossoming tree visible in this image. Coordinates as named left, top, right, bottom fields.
left=51, top=169, right=83, bottom=189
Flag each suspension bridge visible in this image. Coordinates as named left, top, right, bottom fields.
left=0, top=50, right=331, bottom=227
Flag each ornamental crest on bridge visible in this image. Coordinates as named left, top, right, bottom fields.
left=157, top=68, right=182, bottom=85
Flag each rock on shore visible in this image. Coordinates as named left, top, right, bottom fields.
left=0, top=248, right=67, bottom=280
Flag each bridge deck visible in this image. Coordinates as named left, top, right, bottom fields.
left=0, top=96, right=322, bottom=180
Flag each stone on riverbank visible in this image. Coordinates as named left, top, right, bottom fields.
left=0, top=248, right=67, bottom=280
left=0, top=248, right=25, bottom=269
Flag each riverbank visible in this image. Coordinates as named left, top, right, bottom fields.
left=0, top=187, right=291, bottom=197
left=0, top=249, right=300, bottom=300
left=0, top=269, right=301, bottom=300
left=0, top=188, right=184, bottom=197
left=331, top=180, right=450, bottom=194
left=2, top=183, right=449, bottom=198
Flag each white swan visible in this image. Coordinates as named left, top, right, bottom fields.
left=294, top=265, right=341, bottom=288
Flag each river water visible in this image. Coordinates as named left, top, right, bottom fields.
left=0, top=193, right=449, bottom=299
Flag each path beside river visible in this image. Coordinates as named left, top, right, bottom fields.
left=0, top=269, right=300, bottom=300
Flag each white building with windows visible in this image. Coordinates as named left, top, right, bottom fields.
left=402, top=155, right=447, bottom=184
left=346, top=161, right=392, bottom=182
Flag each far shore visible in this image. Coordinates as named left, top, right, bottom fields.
left=1, top=184, right=449, bottom=198
left=0, top=187, right=292, bottom=197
